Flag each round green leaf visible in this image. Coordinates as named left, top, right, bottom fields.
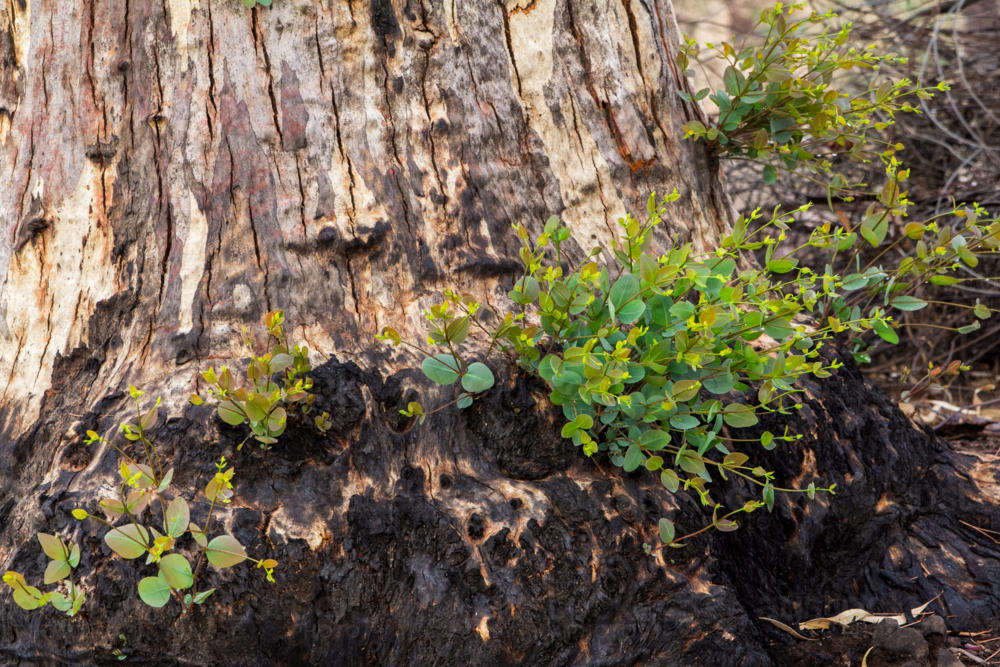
left=766, top=259, right=796, bottom=274
left=760, top=431, right=775, bottom=450
left=137, top=574, right=172, bottom=608
left=71, top=509, right=88, bottom=521
left=617, top=300, right=646, bottom=325
left=873, top=320, right=899, bottom=344
left=158, top=554, right=193, bottom=590
left=609, top=275, right=640, bottom=313
left=242, top=397, right=267, bottom=423
left=49, top=591, right=71, bottom=612
left=658, top=518, right=675, bottom=544
left=722, top=404, right=759, bottom=428
left=217, top=401, right=246, bottom=426
left=421, top=354, right=461, bottom=385
left=456, top=394, right=473, bottom=409
left=763, top=317, right=794, bottom=341
left=672, top=380, right=701, bottom=402
left=206, top=535, right=248, bottom=569
left=12, top=585, right=43, bottom=610
left=461, top=363, right=495, bottom=393
left=104, top=524, right=149, bottom=560
left=660, top=470, right=680, bottom=493
left=639, top=429, right=671, bottom=451
left=37, top=534, right=67, bottom=561
left=44, top=560, right=71, bottom=584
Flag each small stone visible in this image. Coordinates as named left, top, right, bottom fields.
left=914, top=614, right=947, bottom=637
left=880, top=628, right=929, bottom=662
left=872, top=618, right=900, bottom=646
left=938, top=647, right=965, bottom=667
left=947, top=636, right=964, bottom=648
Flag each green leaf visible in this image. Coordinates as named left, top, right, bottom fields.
left=49, top=591, right=71, bottom=612
left=762, top=165, right=778, bottom=185
left=71, top=509, right=88, bottom=520
left=217, top=401, right=246, bottom=426
left=457, top=394, right=474, bottom=409
left=242, top=397, right=268, bottom=423
left=703, top=371, right=737, bottom=395
left=975, top=303, right=991, bottom=320
left=958, top=321, right=981, bottom=334
left=841, top=274, right=867, bottom=291
left=645, top=456, right=663, bottom=471
left=137, top=574, right=172, bottom=608
left=760, top=431, right=775, bottom=450
left=189, top=522, right=208, bottom=547
left=723, top=452, right=749, bottom=468
left=100, top=499, right=125, bottom=521
left=669, top=301, right=695, bottom=320
left=461, top=362, right=495, bottom=393
left=722, top=404, right=758, bottom=428
left=104, top=524, right=149, bottom=560
left=873, top=320, right=899, bottom=344
left=269, top=353, right=293, bottom=374
left=763, top=317, right=794, bottom=340
left=660, top=470, right=680, bottom=492
left=609, top=275, right=640, bottom=316
left=44, top=560, right=71, bottom=584
left=929, top=275, right=960, bottom=286
left=617, top=300, right=646, bottom=324
left=670, top=414, right=700, bottom=431
left=158, top=468, right=174, bottom=491
left=678, top=451, right=706, bottom=475
left=165, top=497, right=190, bottom=539
left=12, top=585, right=43, bottom=610
left=623, top=444, right=642, bottom=472
left=639, top=429, right=671, bottom=451
left=422, top=354, right=461, bottom=385
left=890, top=296, right=927, bottom=311
left=71, top=587, right=85, bottom=616
left=193, top=589, right=215, bottom=604
left=158, top=554, right=194, bottom=590
left=658, top=518, right=675, bottom=544
left=68, top=544, right=80, bottom=568
left=672, top=380, right=701, bottom=402
left=766, top=259, right=796, bottom=274
left=206, top=535, right=248, bottom=569
left=37, top=534, right=67, bottom=562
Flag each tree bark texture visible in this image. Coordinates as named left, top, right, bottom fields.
left=1, top=0, right=1000, bottom=665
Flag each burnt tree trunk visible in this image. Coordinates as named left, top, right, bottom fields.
left=1, top=0, right=999, bottom=665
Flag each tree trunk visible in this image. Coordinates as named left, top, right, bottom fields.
left=1, top=0, right=999, bottom=665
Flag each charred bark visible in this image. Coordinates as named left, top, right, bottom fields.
left=1, top=0, right=1000, bottom=665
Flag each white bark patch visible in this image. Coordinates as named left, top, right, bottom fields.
left=178, top=190, right=208, bottom=333
left=167, top=0, right=196, bottom=72
left=0, top=159, right=117, bottom=432
left=508, top=0, right=625, bottom=250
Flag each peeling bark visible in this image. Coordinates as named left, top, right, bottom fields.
left=2, top=0, right=1000, bottom=665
